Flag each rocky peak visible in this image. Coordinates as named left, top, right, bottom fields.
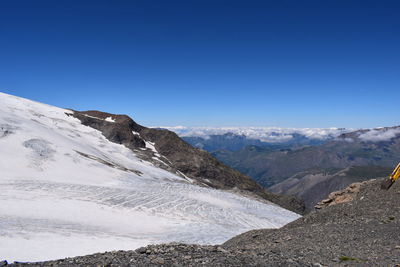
left=70, top=110, right=145, bottom=149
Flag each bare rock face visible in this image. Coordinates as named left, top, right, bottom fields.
left=70, top=110, right=305, bottom=214
left=69, top=110, right=146, bottom=150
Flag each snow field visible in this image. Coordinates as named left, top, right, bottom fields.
left=0, top=92, right=300, bottom=262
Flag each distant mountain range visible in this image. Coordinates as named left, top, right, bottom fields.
left=162, top=126, right=350, bottom=151
left=167, top=125, right=400, bottom=209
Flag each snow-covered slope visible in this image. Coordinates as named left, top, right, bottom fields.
left=0, top=92, right=300, bottom=262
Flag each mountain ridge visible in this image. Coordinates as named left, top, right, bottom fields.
left=169, top=125, right=400, bottom=210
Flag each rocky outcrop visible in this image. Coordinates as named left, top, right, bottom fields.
left=222, top=177, right=400, bottom=265
left=70, top=110, right=304, bottom=214
left=70, top=110, right=146, bottom=149
left=270, top=165, right=392, bottom=210
left=314, top=180, right=370, bottom=209
left=9, top=177, right=400, bottom=266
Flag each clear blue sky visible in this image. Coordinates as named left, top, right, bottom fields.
left=1, top=0, right=399, bottom=128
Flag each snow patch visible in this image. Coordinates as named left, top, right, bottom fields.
left=105, top=116, right=115, bottom=123
left=177, top=170, right=194, bottom=183
left=144, top=140, right=162, bottom=158
left=145, top=140, right=157, bottom=152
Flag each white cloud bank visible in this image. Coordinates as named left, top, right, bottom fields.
left=358, top=128, right=400, bottom=142
left=157, top=126, right=351, bottom=143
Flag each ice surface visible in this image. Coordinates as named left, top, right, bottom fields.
left=0, top=92, right=300, bottom=262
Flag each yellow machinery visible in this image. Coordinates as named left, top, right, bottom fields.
left=391, top=163, right=400, bottom=182
left=381, top=162, right=400, bottom=189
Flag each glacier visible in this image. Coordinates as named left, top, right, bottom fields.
left=0, top=92, right=300, bottom=262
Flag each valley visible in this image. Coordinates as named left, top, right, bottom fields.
left=173, top=127, right=400, bottom=209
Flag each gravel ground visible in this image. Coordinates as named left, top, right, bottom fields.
left=5, top=177, right=400, bottom=266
